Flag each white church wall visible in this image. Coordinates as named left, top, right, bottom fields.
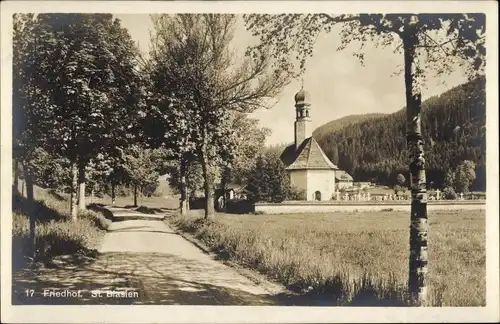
left=289, top=170, right=308, bottom=194
left=306, top=170, right=335, bottom=201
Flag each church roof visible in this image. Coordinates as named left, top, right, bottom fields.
left=281, top=137, right=339, bottom=170
left=294, top=89, right=311, bottom=106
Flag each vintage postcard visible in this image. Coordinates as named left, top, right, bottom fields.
left=1, top=1, right=499, bottom=323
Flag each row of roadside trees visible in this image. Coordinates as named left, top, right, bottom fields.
left=12, top=13, right=290, bottom=256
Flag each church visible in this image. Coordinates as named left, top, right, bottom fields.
left=280, top=87, right=340, bottom=201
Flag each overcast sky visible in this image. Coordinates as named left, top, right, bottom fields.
left=115, top=14, right=470, bottom=146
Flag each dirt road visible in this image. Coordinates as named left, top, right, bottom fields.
left=12, top=206, right=286, bottom=305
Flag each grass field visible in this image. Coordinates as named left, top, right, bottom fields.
left=170, top=209, right=485, bottom=306
left=12, top=184, right=111, bottom=269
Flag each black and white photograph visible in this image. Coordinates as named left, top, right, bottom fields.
left=1, top=1, right=498, bottom=323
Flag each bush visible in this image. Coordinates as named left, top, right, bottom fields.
left=289, top=187, right=306, bottom=200
left=189, top=196, right=206, bottom=210
left=225, top=199, right=255, bottom=214
left=396, top=174, right=406, bottom=186
left=443, top=187, right=458, bottom=200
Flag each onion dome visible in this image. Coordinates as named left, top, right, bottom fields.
left=294, top=88, right=311, bottom=106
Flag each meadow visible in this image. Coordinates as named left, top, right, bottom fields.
left=170, top=209, right=485, bottom=306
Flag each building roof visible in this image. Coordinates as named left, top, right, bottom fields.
left=335, top=170, right=354, bottom=181
left=294, top=88, right=311, bottom=106
left=280, top=137, right=339, bottom=170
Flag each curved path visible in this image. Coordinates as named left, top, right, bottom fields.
left=12, top=206, right=286, bottom=305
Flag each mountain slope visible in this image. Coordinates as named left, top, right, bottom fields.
left=313, top=113, right=386, bottom=140
left=315, top=77, right=486, bottom=190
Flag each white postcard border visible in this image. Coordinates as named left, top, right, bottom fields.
left=1, top=1, right=498, bottom=323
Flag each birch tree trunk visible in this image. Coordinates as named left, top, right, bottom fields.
left=78, top=163, right=86, bottom=211
left=179, top=159, right=188, bottom=216
left=403, top=18, right=428, bottom=306
left=23, top=164, right=36, bottom=258
left=70, top=162, right=78, bottom=221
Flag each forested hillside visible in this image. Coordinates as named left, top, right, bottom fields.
left=315, top=77, right=486, bottom=190
left=313, top=113, right=386, bottom=140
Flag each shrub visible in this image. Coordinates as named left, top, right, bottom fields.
left=189, top=196, right=206, bottom=210
left=225, top=199, right=255, bottom=214
left=455, top=160, right=476, bottom=194
left=443, top=187, right=458, bottom=200
left=396, top=174, right=406, bottom=186
left=290, top=187, right=306, bottom=200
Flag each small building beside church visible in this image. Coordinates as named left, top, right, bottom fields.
left=280, top=87, right=340, bottom=201
left=335, top=170, right=354, bottom=189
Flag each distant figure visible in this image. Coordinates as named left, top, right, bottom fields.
left=217, top=195, right=225, bottom=211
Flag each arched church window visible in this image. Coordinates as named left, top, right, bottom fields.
left=314, top=191, right=321, bottom=201
left=306, top=110, right=309, bottom=117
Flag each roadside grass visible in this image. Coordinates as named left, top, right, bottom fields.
left=169, top=210, right=485, bottom=306
left=12, top=185, right=111, bottom=269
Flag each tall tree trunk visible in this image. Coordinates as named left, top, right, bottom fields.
left=201, top=151, right=215, bottom=219
left=23, top=164, right=36, bottom=259
left=179, top=158, right=188, bottom=216
left=13, top=159, right=19, bottom=192
left=90, top=187, right=94, bottom=204
left=70, top=162, right=78, bottom=221
left=111, top=181, right=116, bottom=205
left=78, top=162, right=86, bottom=211
left=133, top=184, right=138, bottom=207
left=403, top=19, right=428, bottom=306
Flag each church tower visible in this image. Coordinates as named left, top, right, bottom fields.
left=294, top=87, right=312, bottom=150
left=280, top=84, right=341, bottom=202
